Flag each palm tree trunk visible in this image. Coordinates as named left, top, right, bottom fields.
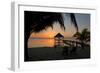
left=24, top=33, right=30, bottom=61
left=81, top=41, right=84, bottom=49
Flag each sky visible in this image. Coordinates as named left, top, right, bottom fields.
left=30, top=13, right=90, bottom=38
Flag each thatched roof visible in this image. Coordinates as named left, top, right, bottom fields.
left=54, top=33, right=64, bottom=38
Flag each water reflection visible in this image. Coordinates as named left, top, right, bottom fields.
left=28, top=38, right=55, bottom=48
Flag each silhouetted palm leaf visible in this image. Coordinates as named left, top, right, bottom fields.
left=25, top=12, right=65, bottom=33
left=73, top=28, right=90, bottom=49
left=70, top=13, right=78, bottom=32
left=25, top=11, right=78, bottom=34
left=73, top=28, right=90, bottom=42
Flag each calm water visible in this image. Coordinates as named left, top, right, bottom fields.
left=28, top=38, right=55, bottom=48
left=28, top=38, right=76, bottom=48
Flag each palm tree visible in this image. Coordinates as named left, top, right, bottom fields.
left=24, top=11, right=78, bottom=61
left=73, top=28, right=90, bottom=49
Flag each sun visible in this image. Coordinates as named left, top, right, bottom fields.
left=49, top=35, right=52, bottom=38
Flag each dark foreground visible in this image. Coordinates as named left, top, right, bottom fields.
left=26, top=46, right=90, bottom=61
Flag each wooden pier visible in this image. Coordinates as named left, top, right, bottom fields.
left=63, top=40, right=81, bottom=47
left=63, top=40, right=89, bottom=47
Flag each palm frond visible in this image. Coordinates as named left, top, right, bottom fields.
left=70, top=13, right=78, bottom=32
left=25, top=11, right=78, bottom=34
left=25, top=11, right=65, bottom=33
left=73, top=28, right=90, bottom=42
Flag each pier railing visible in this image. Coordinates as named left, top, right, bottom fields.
left=63, top=40, right=89, bottom=47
